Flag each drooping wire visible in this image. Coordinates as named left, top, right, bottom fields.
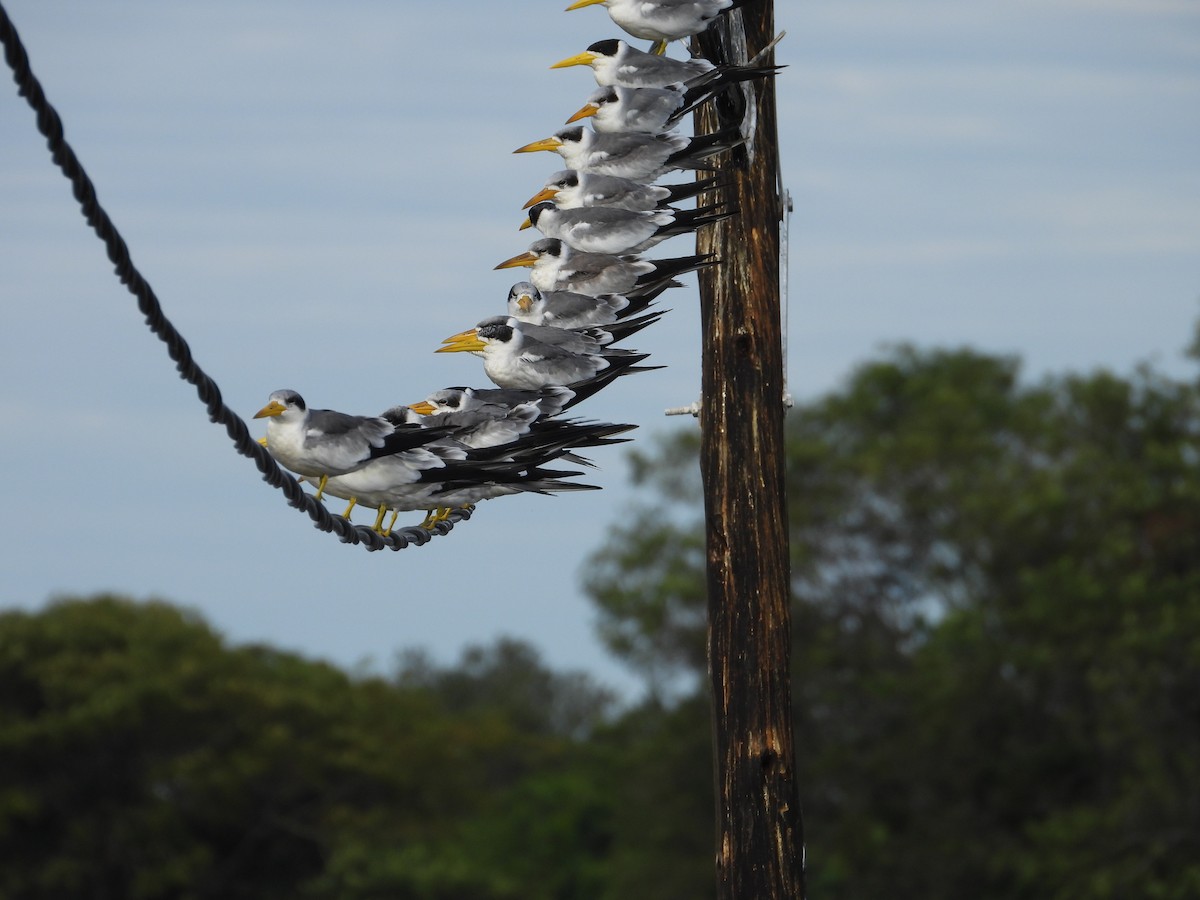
left=0, top=4, right=469, bottom=551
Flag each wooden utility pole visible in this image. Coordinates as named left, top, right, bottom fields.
left=693, top=2, right=805, bottom=898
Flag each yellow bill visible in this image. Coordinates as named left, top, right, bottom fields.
left=494, top=251, right=539, bottom=270
left=523, top=186, right=559, bottom=209
left=513, top=136, right=563, bottom=154
left=550, top=50, right=599, bottom=69
left=254, top=401, right=286, bottom=419
left=436, top=331, right=488, bottom=354
left=565, top=102, right=598, bottom=124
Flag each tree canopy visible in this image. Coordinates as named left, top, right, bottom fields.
left=0, top=596, right=621, bottom=899
left=2, top=344, right=1197, bottom=898
left=584, top=344, right=1200, bottom=898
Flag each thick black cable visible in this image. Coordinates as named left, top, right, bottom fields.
left=0, top=4, right=469, bottom=551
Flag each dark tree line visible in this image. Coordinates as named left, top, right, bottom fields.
left=585, top=342, right=1200, bottom=898
left=2, top=342, right=1198, bottom=899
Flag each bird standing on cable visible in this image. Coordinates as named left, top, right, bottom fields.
left=253, top=389, right=451, bottom=497
left=298, top=425, right=623, bottom=532
left=399, top=394, right=545, bottom=450
left=400, top=417, right=638, bottom=524
left=405, top=389, right=638, bottom=473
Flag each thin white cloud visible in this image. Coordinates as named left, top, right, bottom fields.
left=1038, top=0, right=1200, bottom=14
left=1003, top=185, right=1200, bottom=253
left=790, top=62, right=1200, bottom=109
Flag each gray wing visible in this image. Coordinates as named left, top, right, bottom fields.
left=305, top=409, right=392, bottom=448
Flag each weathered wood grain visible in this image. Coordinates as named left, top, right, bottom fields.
left=693, top=4, right=806, bottom=898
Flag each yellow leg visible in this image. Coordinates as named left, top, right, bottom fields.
left=314, top=474, right=328, bottom=502
left=341, top=497, right=357, bottom=518
left=651, top=39, right=667, bottom=55
left=371, top=505, right=389, bottom=533
left=384, top=510, right=399, bottom=535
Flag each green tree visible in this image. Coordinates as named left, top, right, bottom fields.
left=583, top=345, right=1200, bottom=899
left=0, top=596, right=617, bottom=900
left=4, top=343, right=1198, bottom=900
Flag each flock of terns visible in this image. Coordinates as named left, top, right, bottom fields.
left=254, top=0, right=779, bottom=535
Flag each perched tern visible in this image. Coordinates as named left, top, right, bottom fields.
left=564, top=0, right=756, bottom=53
left=411, top=396, right=642, bottom=471
left=415, top=367, right=659, bottom=423
left=495, top=237, right=715, bottom=295
left=411, top=385, right=577, bottom=421
left=391, top=396, right=603, bottom=471
left=524, top=169, right=722, bottom=212
left=565, top=83, right=699, bottom=134
left=506, top=281, right=662, bottom=328
left=394, top=397, right=543, bottom=451
left=412, top=417, right=639, bottom=522
left=413, top=379, right=623, bottom=419
left=295, top=443, right=453, bottom=526
left=523, top=200, right=733, bottom=254
left=299, top=424, right=625, bottom=531
left=553, top=38, right=782, bottom=92
left=514, top=125, right=742, bottom=183
left=553, top=39, right=714, bottom=86
left=252, top=389, right=449, bottom=483
left=443, top=310, right=664, bottom=359
left=301, top=466, right=596, bottom=532
left=564, top=68, right=779, bottom=136
left=437, top=317, right=659, bottom=390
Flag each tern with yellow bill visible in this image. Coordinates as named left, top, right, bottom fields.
left=523, top=200, right=734, bottom=255
left=253, top=389, right=454, bottom=500
left=566, top=83, right=695, bottom=134
left=438, top=317, right=660, bottom=390
left=524, top=169, right=721, bottom=212
left=298, top=425, right=623, bottom=532
left=514, top=125, right=742, bottom=183
left=495, top=237, right=714, bottom=295
left=551, top=38, right=779, bottom=89
left=563, top=0, right=757, bottom=54
left=506, top=281, right=663, bottom=329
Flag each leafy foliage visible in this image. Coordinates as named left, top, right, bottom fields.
left=583, top=345, right=1200, bottom=898
left=0, top=597, right=615, bottom=900
left=2, top=345, right=1198, bottom=898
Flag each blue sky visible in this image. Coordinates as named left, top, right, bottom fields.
left=2, top=0, right=1198, bottom=699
